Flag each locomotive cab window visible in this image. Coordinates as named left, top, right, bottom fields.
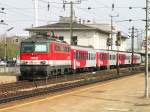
left=34, top=43, right=48, bottom=52
left=21, top=43, right=34, bottom=53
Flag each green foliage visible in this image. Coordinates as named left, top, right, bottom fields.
left=0, top=40, right=19, bottom=60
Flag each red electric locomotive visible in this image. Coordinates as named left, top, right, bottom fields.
left=20, top=35, right=71, bottom=79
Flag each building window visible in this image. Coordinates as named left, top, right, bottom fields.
left=59, top=36, right=64, bottom=41
left=72, top=36, right=77, bottom=45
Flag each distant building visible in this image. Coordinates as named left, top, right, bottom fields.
left=25, top=16, right=128, bottom=51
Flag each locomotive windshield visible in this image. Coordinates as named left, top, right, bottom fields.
left=21, top=42, right=48, bottom=53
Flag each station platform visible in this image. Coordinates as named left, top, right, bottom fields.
left=0, top=73, right=150, bottom=112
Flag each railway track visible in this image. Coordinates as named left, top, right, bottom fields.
left=0, top=66, right=145, bottom=104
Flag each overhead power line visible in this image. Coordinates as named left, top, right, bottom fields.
left=0, top=2, right=34, bottom=18
left=39, top=0, right=63, bottom=4
left=77, top=6, right=144, bottom=9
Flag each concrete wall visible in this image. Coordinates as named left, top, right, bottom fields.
left=0, top=66, right=20, bottom=74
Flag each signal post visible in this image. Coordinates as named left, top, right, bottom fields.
left=116, top=31, right=121, bottom=76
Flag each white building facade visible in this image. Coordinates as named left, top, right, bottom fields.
left=26, top=22, right=128, bottom=51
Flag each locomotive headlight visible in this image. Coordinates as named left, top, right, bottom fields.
left=21, top=61, right=28, bottom=65
left=40, top=61, right=46, bottom=65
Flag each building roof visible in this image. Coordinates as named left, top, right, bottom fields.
left=25, top=22, right=111, bottom=34
left=87, top=24, right=112, bottom=32
left=22, top=34, right=68, bottom=44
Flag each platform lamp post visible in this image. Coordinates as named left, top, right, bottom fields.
left=3, top=27, right=14, bottom=72
left=4, top=27, right=14, bottom=61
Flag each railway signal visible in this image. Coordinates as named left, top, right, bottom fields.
left=107, top=38, right=112, bottom=47
left=116, top=31, right=121, bottom=46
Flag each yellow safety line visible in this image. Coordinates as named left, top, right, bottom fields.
left=0, top=74, right=140, bottom=111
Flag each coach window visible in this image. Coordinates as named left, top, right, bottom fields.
left=109, top=55, right=111, bottom=60
left=85, top=53, right=87, bottom=60
left=82, top=52, right=84, bottom=60
left=103, top=54, right=105, bottom=60
left=76, top=52, right=78, bottom=59
left=83, top=53, right=85, bottom=60
left=110, top=55, right=112, bottom=60
left=106, top=54, right=108, bottom=60
left=81, top=52, right=83, bottom=60
left=74, top=53, right=76, bottom=59
left=78, top=52, right=80, bottom=59
left=102, top=54, right=104, bottom=60
left=86, top=53, right=88, bottom=60
left=82, top=53, right=84, bottom=60
left=75, top=52, right=78, bottom=59
left=80, top=52, right=82, bottom=60
left=80, top=52, right=82, bottom=59
left=101, top=54, right=104, bottom=60
left=100, top=54, right=102, bottom=60
left=105, top=54, right=107, bottom=60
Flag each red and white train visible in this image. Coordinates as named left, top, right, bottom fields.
left=20, top=35, right=141, bottom=79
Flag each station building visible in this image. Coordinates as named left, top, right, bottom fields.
left=25, top=17, right=128, bottom=51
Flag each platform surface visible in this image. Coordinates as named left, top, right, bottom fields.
left=1, top=73, right=150, bottom=112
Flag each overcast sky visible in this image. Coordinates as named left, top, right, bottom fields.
left=0, top=0, right=145, bottom=38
